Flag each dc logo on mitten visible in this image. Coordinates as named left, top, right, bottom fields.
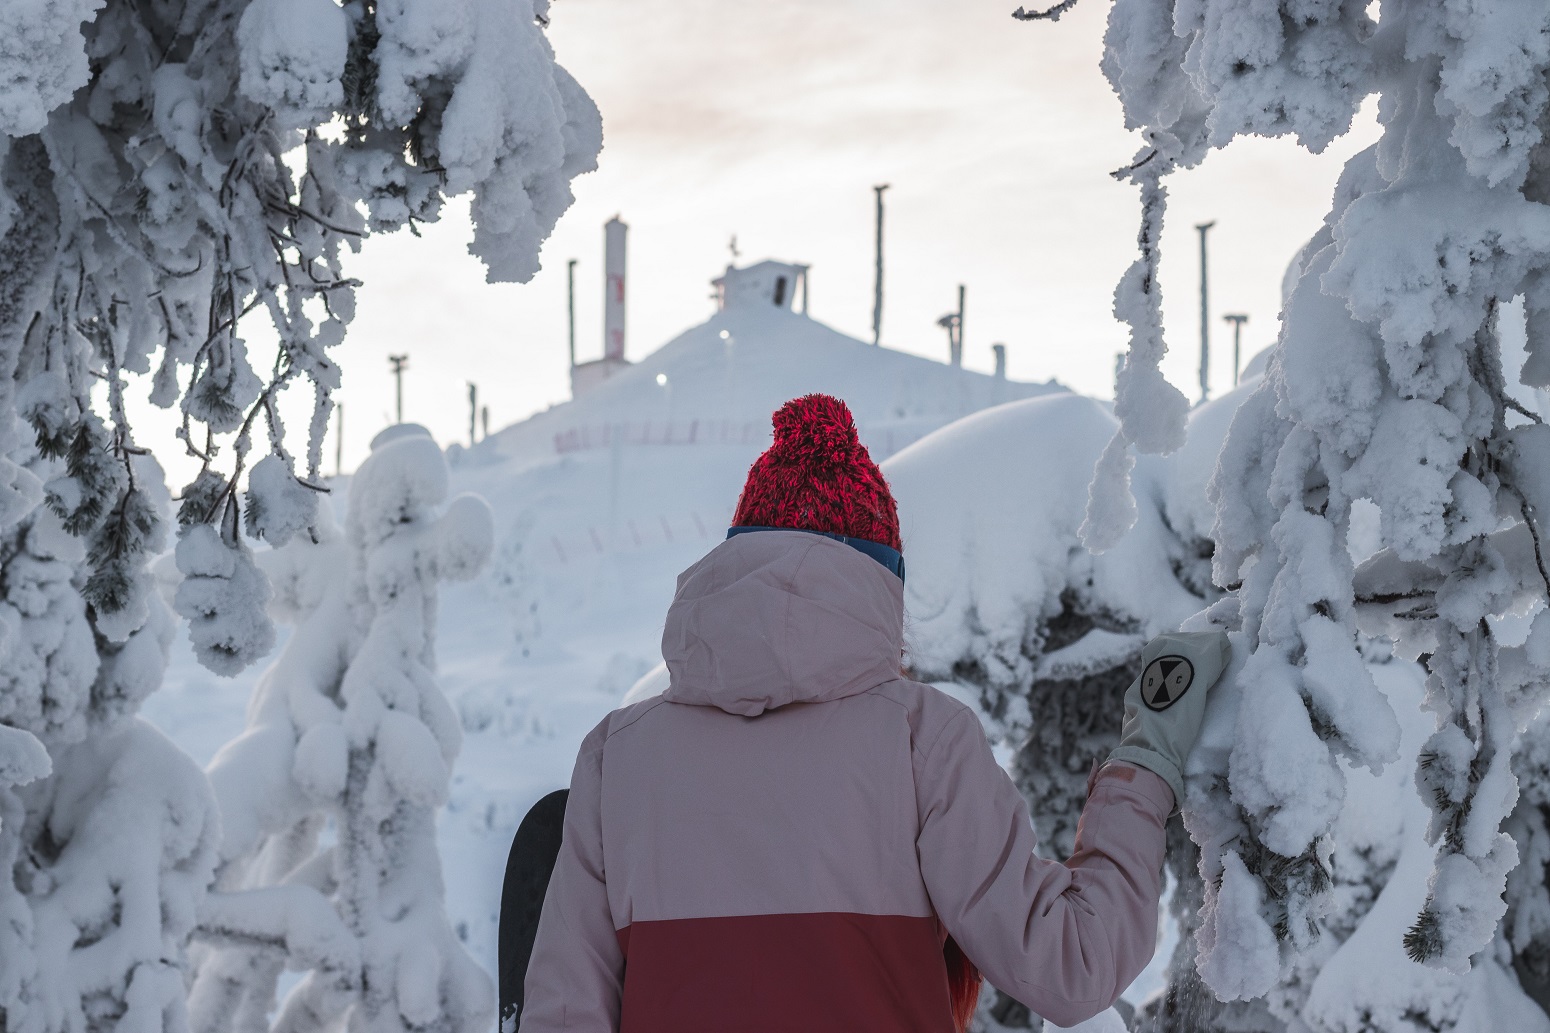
left=1141, top=655, right=1193, bottom=712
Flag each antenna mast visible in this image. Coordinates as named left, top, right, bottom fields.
left=1224, top=313, right=1249, bottom=385
left=872, top=184, right=889, bottom=347
left=567, top=258, right=578, bottom=369
left=388, top=354, right=409, bottom=423
left=1196, top=221, right=1216, bottom=403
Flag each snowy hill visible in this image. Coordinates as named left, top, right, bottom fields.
left=888, top=391, right=1207, bottom=673
left=480, top=302, right=1059, bottom=472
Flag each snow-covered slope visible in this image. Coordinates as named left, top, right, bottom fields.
left=482, top=304, right=1056, bottom=471
left=887, top=391, right=1210, bottom=676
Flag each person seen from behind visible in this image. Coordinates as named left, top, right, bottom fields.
left=519, top=393, right=1231, bottom=1032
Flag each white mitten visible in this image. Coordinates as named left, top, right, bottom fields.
left=1107, top=631, right=1231, bottom=813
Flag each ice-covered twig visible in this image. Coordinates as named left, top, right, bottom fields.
left=1110, top=148, right=1159, bottom=181
left=1080, top=154, right=1189, bottom=553
left=198, top=886, right=360, bottom=974
left=1012, top=0, right=1080, bottom=22
left=1506, top=486, right=1550, bottom=599
left=1353, top=524, right=1544, bottom=618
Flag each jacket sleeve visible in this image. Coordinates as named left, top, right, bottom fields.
left=915, top=707, right=1172, bottom=1028
left=520, top=721, right=623, bottom=1032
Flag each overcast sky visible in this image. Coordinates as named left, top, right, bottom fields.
left=133, top=0, right=1383, bottom=479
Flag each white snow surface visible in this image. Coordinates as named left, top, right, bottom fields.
left=888, top=391, right=1207, bottom=678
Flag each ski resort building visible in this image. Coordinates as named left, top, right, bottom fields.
left=712, top=260, right=810, bottom=313
left=519, top=256, right=1063, bottom=470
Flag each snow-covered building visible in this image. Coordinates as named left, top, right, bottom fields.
left=712, top=259, right=810, bottom=313
left=569, top=354, right=631, bottom=397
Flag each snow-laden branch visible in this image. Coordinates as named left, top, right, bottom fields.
left=1011, top=0, right=1080, bottom=23
left=197, top=885, right=360, bottom=974
left=1079, top=157, right=1190, bottom=553
left=3, top=0, right=600, bottom=680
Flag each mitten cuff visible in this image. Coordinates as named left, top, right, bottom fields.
left=1107, top=745, right=1183, bottom=816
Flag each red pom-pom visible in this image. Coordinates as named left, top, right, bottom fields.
left=733, top=394, right=901, bottom=552
left=770, top=395, right=860, bottom=462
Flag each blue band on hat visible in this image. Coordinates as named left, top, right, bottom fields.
left=727, top=526, right=905, bottom=584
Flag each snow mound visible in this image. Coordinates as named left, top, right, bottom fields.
left=888, top=390, right=1223, bottom=681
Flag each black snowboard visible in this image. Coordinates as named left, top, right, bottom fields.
left=498, top=788, right=570, bottom=1031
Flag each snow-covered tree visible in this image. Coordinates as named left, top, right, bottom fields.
left=187, top=425, right=495, bottom=1033
left=0, top=2, right=597, bottom=1029
left=1082, top=0, right=1550, bottom=1027
left=885, top=367, right=1544, bottom=1033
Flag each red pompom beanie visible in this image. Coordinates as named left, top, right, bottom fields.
left=732, top=394, right=902, bottom=552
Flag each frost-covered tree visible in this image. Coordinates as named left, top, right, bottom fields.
left=0, top=2, right=597, bottom=1029
left=1078, top=0, right=1550, bottom=1027
left=885, top=384, right=1540, bottom=1033
left=187, top=426, right=495, bottom=1033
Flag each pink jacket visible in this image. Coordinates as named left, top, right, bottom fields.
left=520, top=530, right=1172, bottom=1032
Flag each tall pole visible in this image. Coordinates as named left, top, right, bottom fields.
left=1224, top=313, right=1249, bottom=385
left=335, top=402, right=344, bottom=477
left=1196, top=222, right=1215, bottom=404
left=936, top=311, right=958, bottom=360
left=468, top=382, right=477, bottom=446
left=388, top=354, right=408, bottom=423
left=567, top=258, right=577, bottom=369
left=955, top=284, right=966, bottom=368
left=872, top=184, right=889, bottom=347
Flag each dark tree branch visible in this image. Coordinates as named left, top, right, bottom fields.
left=1012, top=0, right=1080, bottom=21
left=1504, top=395, right=1544, bottom=424
left=1506, top=484, right=1550, bottom=599
left=1111, top=148, right=1160, bottom=181
left=262, top=197, right=364, bottom=239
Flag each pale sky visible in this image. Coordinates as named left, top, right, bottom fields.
left=131, top=0, right=1382, bottom=481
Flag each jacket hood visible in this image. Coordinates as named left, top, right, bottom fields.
left=661, top=530, right=905, bottom=717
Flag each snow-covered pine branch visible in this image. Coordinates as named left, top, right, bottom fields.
left=1086, top=0, right=1550, bottom=1020
left=2, top=0, right=598, bottom=676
